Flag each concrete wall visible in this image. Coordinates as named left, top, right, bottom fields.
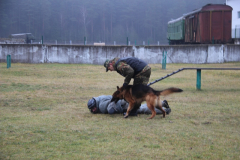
left=0, top=38, right=25, bottom=44
left=0, top=44, right=240, bottom=64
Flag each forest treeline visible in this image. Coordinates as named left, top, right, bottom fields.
left=0, top=0, right=225, bottom=44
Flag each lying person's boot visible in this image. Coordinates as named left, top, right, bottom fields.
left=122, top=108, right=127, bottom=113
left=129, top=107, right=138, bottom=116
left=162, top=100, right=170, bottom=108
left=123, top=107, right=138, bottom=116
left=123, top=112, right=138, bottom=116
left=165, top=107, right=171, bottom=115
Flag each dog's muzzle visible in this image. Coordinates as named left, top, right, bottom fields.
left=111, top=97, right=119, bottom=103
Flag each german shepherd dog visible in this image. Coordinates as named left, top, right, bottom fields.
left=111, top=84, right=183, bottom=119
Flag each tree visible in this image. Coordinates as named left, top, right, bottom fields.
left=0, top=0, right=226, bottom=44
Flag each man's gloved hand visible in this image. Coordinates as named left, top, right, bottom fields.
left=123, top=83, right=128, bottom=88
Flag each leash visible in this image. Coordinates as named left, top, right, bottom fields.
left=147, top=68, right=185, bottom=86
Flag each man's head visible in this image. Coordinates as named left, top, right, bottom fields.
left=87, top=98, right=98, bottom=113
left=104, top=59, right=114, bottom=72
left=104, top=59, right=110, bottom=72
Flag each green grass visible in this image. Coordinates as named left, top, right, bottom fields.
left=0, top=62, right=240, bottom=160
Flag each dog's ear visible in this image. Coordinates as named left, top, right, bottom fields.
left=117, top=86, right=119, bottom=90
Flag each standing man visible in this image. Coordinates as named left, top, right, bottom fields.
left=104, top=57, right=151, bottom=87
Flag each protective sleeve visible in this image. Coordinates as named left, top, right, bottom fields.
left=107, top=101, right=123, bottom=114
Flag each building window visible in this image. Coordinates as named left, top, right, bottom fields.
left=238, top=11, right=240, bottom=18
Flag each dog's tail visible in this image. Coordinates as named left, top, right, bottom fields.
left=154, top=87, right=183, bottom=96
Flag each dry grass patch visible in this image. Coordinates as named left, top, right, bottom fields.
left=0, top=62, right=240, bottom=160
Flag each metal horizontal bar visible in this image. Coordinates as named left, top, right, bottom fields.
left=182, top=68, right=240, bottom=70
left=148, top=68, right=240, bottom=86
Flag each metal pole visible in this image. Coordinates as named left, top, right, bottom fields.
left=42, top=36, right=43, bottom=44
left=196, top=69, right=201, bottom=90
left=165, top=51, right=167, bottom=69
left=7, top=55, right=11, bottom=68
left=162, top=51, right=164, bottom=69
left=7, top=55, right=9, bottom=68
left=162, top=51, right=166, bottom=69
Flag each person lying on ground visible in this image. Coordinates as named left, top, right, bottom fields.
left=87, top=95, right=171, bottom=116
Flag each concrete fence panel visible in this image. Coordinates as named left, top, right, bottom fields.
left=0, top=44, right=240, bottom=64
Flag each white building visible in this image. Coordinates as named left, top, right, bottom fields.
left=226, top=0, right=240, bottom=42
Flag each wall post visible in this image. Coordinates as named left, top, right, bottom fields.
left=162, top=51, right=167, bottom=69
left=196, top=69, right=201, bottom=90
left=7, top=55, right=11, bottom=68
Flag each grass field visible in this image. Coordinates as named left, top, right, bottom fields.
left=0, top=62, right=240, bottom=160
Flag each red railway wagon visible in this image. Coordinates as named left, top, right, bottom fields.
left=184, top=4, right=232, bottom=44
